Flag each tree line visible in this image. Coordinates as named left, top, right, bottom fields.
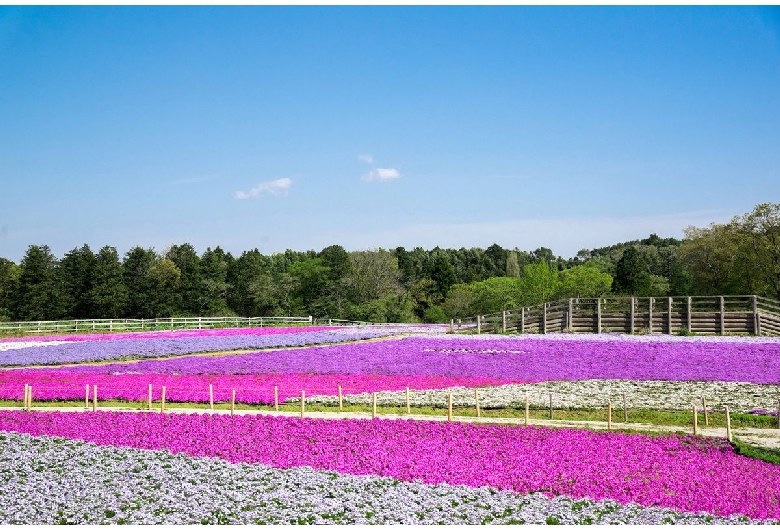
left=0, top=203, right=777, bottom=323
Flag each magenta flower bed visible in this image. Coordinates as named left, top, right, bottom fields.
left=48, top=336, right=780, bottom=384
left=0, top=326, right=334, bottom=344
left=0, top=371, right=510, bottom=404
left=0, top=411, right=778, bottom=520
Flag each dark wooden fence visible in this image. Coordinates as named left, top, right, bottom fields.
left=456, top=295, right=780, bottom=337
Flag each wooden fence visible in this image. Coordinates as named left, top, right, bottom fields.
left=459, top=295, right=780, bottom=337
left=0, top=315, right=315, bottom=335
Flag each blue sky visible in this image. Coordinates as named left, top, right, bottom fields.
left=1, top=6, right=779, bottom=262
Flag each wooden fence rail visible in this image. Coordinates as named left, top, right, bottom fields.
left=0, top=315, right=315, bottom=335
left=459, top=295, right=780, bottom=337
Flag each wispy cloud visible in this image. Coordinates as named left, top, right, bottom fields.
left=361, top=168, right=401, bottom=182
left=234, top=178, right=292, bottom=199
left=358, top=154, right=373, bottom=164
left=166, top=176, right=212, bottom=185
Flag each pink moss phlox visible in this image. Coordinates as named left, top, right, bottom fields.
left=0, top=410, right=777, bottom=520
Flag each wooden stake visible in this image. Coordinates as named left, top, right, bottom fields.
left=447, top=393, right=453, bottom=422
left=725, top=406, right=732, bottom=443
left=372, top=392, right=377, bottom=419
left=405, top=387, right=410, bottom=414
left=84, top=384, right=89, bottom=409
left=623, top=393, right=627, bottom=423
left=300, top=390, right=305, bottom=418
left=160, top=386, right=166, bottom=413
left=230, top=389, right=236, bottom=417
left=525, top=393, right=529, bottom=427
left=693, top=403, right=698, bottom=436
left=148, top=384, right=152, bottom=411
left=702, top=396, right=709, bottom=427
left=27, top=385, right=32, bottom=412
left=337, top=384, right=343, bottom=412
left=92, top=385, right=97, bottom=412
left=23, top=384, right=28, bottom=411
left=273, top=385, right=278, bottom=412
left=475, top=388, right=481, bottom=418
left=209, top=384, right=214, bottom=411
left=607, top=401, right=612, bottom=430
left=777, top=399, right=780, bottom=430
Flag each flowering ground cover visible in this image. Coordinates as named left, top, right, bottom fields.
left=1, top=431, right=766, bottom=525
left=0, top=371, right=508, bottom=404
left=0, top=328, right=410, bottom=367
left=0, top=410, right=778, bottom=520
left=41, top=334, right=780, bottom=383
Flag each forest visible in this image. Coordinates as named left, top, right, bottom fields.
left=0, top=203, right=778, bottom=323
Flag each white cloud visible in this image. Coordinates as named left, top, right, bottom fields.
left=361, top=167, right=401, bottom=182
left=358, top=154, right=373, bottom=164
left=234, top=178, right=292, bottom=199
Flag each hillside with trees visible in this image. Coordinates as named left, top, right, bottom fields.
left=0, top=203, right=777, bottom=323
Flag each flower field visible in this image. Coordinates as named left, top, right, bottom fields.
left=0, top=430, right=765, bottom=525
left=1, top=329, right=780, bottom=523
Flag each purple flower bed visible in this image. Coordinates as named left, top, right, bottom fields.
left=47, top=335, right=780, bottom=384
left=0, top=329, right=402, bottom=367
left=0, top=325, right=334, bottom=344
left=0, top=410, right=778, bottom=520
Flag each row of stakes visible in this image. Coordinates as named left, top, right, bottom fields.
left=21, top=383, right=774, bottom=443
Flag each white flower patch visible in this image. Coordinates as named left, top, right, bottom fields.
left=0, top=341, right=72, bottom=352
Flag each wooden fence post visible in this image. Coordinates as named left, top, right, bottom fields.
left=337, top=384, right=343, bottom=412
left=692, top=403, right=698, bottom=436
left=648, top=297, right=654, bottom=333
left=477, top=315, right=481, bottom=334
left=630, top=297, right=635, bottom=334
left=300, top=390, right=305, bottom=418
left=525, top=393, right=529, bottom=426
left=406, top=387, right=410, bottom=414
left=753, top=295, right=761, bottom=335
left=160, top=386, right=165, bottom=413
left=667, top=297, right=673, bottom=334
left=520, top=307, right=525, bottom=334
left=447, top=393, right=453, bottom=422
left=27, top=385, right=32, bottom=412
left=372, top=392, right=377, bottom=419
left=543, top=303, right=548, bottom=334
left=596, top=298, right=602, bottom=333
left=777, top=399, right=780, bottom=430
left=725, top=406, right=732, bottom=442
left=475, top=388, right=481, bottom=418
left=687, top=296, right=692, bottom=331
left=568, top=298, right=573, bottom=330
left=210, top=384, right=214, bottom=411
left=449, top=319, right=454, bottom=333
left=84, top=384, right=89, bottom=409
left=607, top=401, right=612, bottom=430
left=93, top=385, right=98, bottom=412
left=148, top=384, right=152, bottom=411
left=274, top=385, right=279, bottom=412
left=230, top=389, right=236, bottom=417
left=720, top=296, right=725, bottom=335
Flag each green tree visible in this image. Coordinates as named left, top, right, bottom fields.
left=519, top=261, right=560, bottom=305
left=731, top=203, right=780, bottom=299
left=13, top=245, right=67, bottom=321
left=166, top=243, right=201, bottom=315
left=505, top=251, right=521, bottom=278
left=0, top=258, right=20, bottom=321
left=556, top=265, right=613, bottom=299
left=60, top=244, right=96, bottom=318
left=122, top=247, right=157, bottom=318
left=147, top=257, right=182, bottom=317
left=199, top=247, right=234, bottom=315
left=288, top=258, right=331, bottom=316
left=88, top=246, right=128, bottom=318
